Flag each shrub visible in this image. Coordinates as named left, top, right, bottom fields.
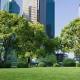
left=38, top=62, right=46, bottom=67
left=53, top=63, right=60, bottom=67
left=5, top=62, right=11, bottom=68
left=76, top=62, right=80, bottom=67
left=44, top=54, right=57, bottom=66
left=17, top=62, right=28, bottom=68
left=38, top=54, right=57, bottom=67
left=0, top=62, right=4, bottom=68
left=0, top=61, right=11, bottom=68
left=63, top=58, right=76, bottom=67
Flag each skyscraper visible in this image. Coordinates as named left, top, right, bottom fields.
left=0, top=0, right=9, bottom=11
left=9, top=0, right=23, bottom=15
left=39, top=0, right=55, bottom=37
left=0, top=0, right=1, bottom=10
left=23, top=0, right=55, bottom=37
left=79, top=4, right=80, bottom=17
left=23, top=0, right=38, bottom=22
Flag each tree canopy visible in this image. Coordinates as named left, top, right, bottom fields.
left=60, top=18, right=80, bottom=54
left=0, top=11, right=60, bottom=63
left=0, top=11, right=47, bottom=59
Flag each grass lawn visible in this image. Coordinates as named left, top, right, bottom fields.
left=0, top=67, right=80, bottom=80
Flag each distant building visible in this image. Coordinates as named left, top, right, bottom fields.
left=39, top=0, right=55, bottom=37
left=0, top=0, right=1, bottom=10
left=0, top=0, right=55, bottom=37
left=9, top=0, right=23, bottom=15
left=23, top=0, right=38, bottom=22
left=79, top=4, right=80, bottom=17
left=0, top=0, right=9, bottom=11
left=23, top=0, right=55, bottom=37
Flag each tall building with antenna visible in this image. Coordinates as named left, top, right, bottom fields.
left=79, top=4, right=80, bottom=17
left=0, top=0, right=9, bottom=11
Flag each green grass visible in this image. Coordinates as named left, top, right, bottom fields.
left=0, top=67, right=80, bottom=80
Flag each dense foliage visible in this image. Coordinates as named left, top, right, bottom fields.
left=60, top=18, right=80, bottom=55
left=0, top=11, right=60, bottom=67
left=63, top=58, right=76, bottom=67
left=0, top=11, right=46, bottom=60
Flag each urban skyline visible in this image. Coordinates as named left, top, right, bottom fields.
left=0, top=0, right=80, bottom=37
left=0, top=0, right=55, bottom=38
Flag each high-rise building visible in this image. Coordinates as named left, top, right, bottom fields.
left=79, top=4, right=80, bottom=17
left=0, top=0, right=9, bottom=11
left=39, top=0, right=55, bottom=37
left=0, top=0, right=1, bottom=10
left=23, top=0, right=38, bottom=22
left=23, top=0, right=55, bottom=37
left=9, top=0, right=23, bottom=15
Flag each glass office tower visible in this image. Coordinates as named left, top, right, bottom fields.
left=0, top=0, right=9, bottom=11
left=0, top=0, right=1, bottom=10
left=39, top=0, right=55, bottom=37
left=9, top=0, right=23, bottom=15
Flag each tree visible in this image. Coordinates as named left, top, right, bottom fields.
left=0, top=11, right=30, bottom=61
left=16, top=22, right=47, bottom=58
left=0, top=11, right=21, bottom=61
left=0, top=11, right=62, bottom=66
left=0, top=11, right=48, bottom=61
left=43, top=37, right=61, bottom=54
left=60, top=18, right=80, bottom=55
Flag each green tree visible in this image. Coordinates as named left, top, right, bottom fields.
left=16, top=22, right=47, bottom=57
left=43, top=37, right=61, bottom=54
left=0, top=11, right=61, bottom=66
left=60, top=18, right=80, bottom=55
left=0, top=11, right=48, bottom=61
left=0, top=11, right=22, bottom=61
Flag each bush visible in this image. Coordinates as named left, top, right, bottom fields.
left=17, top=62, right=28, bottom=68
left=5, top=62, right=11, bottom=68
left=44, top=54, right=57, bottom=66
left=38, top=54, right=57, bottom=67
left=0, top=61, right=11, bottom=68
left=0, top=62, right=4, bottom=68
left=63, top=58, right=76, bottom=67
left=76, top=62, right=80, bottom=67
left=38, top=62, right=46, bottom=67
left=53, top=63, right=60, bottom=67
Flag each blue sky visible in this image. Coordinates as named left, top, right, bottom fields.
left=55, top=0, right=80, bottom=36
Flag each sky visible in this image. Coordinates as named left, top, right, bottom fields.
left=55, top=0, right=80, bottom=36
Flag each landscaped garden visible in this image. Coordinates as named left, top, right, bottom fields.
left=0, top=11, right=80, bottom=80
left=0, top=10, right=80, bottom=67
left=0, top=68, right=80, bottom=80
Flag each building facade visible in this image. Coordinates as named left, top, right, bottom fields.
left=79, top=4, right=80, bottom=17
left=39, top=0, right=55, bottom=37
left=0, top=0, right=1, bottom=10
left=9, top=0, right=23, bottom=15
left=23, top=0, right=55, bottom=37
left=0, top=0, right=9, bottom=11
left=23, top=0, right=38, bottom=22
